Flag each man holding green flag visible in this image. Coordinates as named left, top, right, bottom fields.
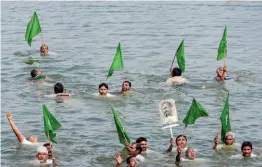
left=183, top=98, right=208, bottom=127
left=42, top=104, right=62, bottom=143
left=111, top=106, right=131, bottom=145
left=167, top=40, right=186, bottom=85
left=107, top=43, right=124, bottom=79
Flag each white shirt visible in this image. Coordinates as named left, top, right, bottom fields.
left=216, top=143, right=241, bottom=151
left=93, top=93, right=115, bottom=97
left=230, top=154, right=257, bottom=159
left=136, top=154, right=145, bottom=162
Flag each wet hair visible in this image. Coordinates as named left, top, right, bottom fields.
left=43, top=143, right=52, bottom=147
left=126, top=155, right=136, bottom=164
left=176, top=135, right=187, bottom=143
left=40, top=44, right=48, bottom=52
left=172, top=68, right=182, bottom=77
left=123, top=80, right=131, bottom=87
left=54, top=83, right=64, bottom=94
left=241, top=141, right=253, bottom=150
left=31, top=69, right=37, bottom=78
left=99, top=83, right=108, bottom=89
left=136, top=137, right=147, bottom=143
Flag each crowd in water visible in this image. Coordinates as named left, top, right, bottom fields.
left=6, top=44, right=260, bottom=167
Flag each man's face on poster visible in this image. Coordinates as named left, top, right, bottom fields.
left=161, top=102, right=172, bottom=117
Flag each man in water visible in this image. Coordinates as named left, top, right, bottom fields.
left=216, top=66, right=228, bottom=81
left=136, top=137, right=148, bottom=153
left=30, top=69, right=50, bottom=80
left=115, top=154, right=138, bottom=167
left=7, top=112, right=40, bottom=145
left=35, top=146, right=55, bottom=165
left=231, top=141, right=257, bottom=159
left=43, top=143, right=57, bottom=164
left=121, top=80, right=132, bottom=95
left=54, top=83, right=70, bottom=100
left=166, top=67, right=186, bottom=85
left=167, top=135, right=188, bottom=152
left=98, top=83, right=114, bottom=97
left=175, top=146, right=196, bottom=166
left=213, top=132, right=240, bottom=151
left=125, top=142, right=145, bottom=162
left=40, top=44, right=48, bottom=56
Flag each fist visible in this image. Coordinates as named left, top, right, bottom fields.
left=214, top=135, right=219, bottom=144
left=6, top=112, right=12, bottom=120
left=170, top=137, right=175, bottom=146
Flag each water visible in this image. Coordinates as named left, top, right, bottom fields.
left=1, top=1, right=262, bottom=166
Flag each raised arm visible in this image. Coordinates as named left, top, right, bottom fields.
left=213, top=135, right=219, bottom=151
left=167, top=137, right=175, bottom=152
left=6, top=112, right=25, bottom=142
left=114, top=154, right=123, bottom=167
left=175, top=146, right=182, bottom=167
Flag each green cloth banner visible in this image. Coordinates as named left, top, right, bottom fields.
left=176, top=40, right=185, bottom=72
left=107, top=43, right=124, bottom=78
left=112, top=106, right=131, bottom=145
left=43, top=104, right=62, bottom=143
left=25, top=11, right=41, bottom=46
left=220, top=93, right=231, bottom=143
left=217, top=25, right=227, bottom=61
left=183, top=98, right=208, bottom=127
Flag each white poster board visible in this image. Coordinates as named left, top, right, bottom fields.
left=159, top=99, right=179, bottom=129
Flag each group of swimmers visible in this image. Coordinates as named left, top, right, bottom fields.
left=7, top=43, right=254, bottom=166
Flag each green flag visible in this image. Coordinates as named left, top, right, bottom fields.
left=24, top=56, right=40, bottom=65
left=217, top=26, right=227, bottom=61
left=111, top=106, right=131, bottom=145
left=220, top=94, right=231, bottom=143
left=183, top=98, right=209, bottom=127
left=176, top=40, right=185, bottom=72
left=42, top=104, right=62, bottom=143
left=25, top=11, right=41, bottom=47
left=107, top=43, right=124, bottom=78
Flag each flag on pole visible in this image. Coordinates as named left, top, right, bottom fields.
left=107, top=43, right=124, bottom=78
left=217, top=25, right=227, bottom=61
left=111, top=106, right=131, bottom=145
left=176, top=40, right=185, bottom=72
left=42, top=104, right=62, bottom=143
left=220, top=93, right=231, bottom=143
left=25, top=11, right=41, bottom=47
left=183, top=98, right=208, bottom=127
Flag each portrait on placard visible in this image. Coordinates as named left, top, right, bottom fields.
left=159, top=99, right=179, bottom=129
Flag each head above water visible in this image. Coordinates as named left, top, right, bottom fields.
left=126, top=155, right=138, bottom=167
left=98, top=82, right=108, bottom=96
left=136, top=137, right=147, bottom=152
left=26, top=136, right=38, bottom=143
left=185, top=147, right=196, bottom=160
left=40, top=44, right=48, bottom=55
left=176, top=135, right=187, bottom=148
left=241, top=141, right=253, bottom=158
left=172, top=68, right=182, bottom=77
left=54, top=83, right=64, bottom=94
left=30, top=69, right=42, bottom=78
left=36, top=146, right=48, bottom=162
left=122, top=80, right=132, bottom=92
left=224, top=131, right=235, bottom=145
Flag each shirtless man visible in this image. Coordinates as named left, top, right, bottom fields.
left=166, top=67, right=186, bottom=85
left=54, top=83, right=70, bottom=100
left=121, top=80, right=132, bottom=95
left=30, top=69, right=50, bottom=80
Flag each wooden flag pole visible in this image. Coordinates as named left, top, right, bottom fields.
left=122, top=69, right=126, bottom=82
left=40, top=32, right=44, bottom=45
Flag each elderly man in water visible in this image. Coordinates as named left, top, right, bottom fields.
left=40, top=44, right=48, bottom=56
left=213, top=132, right=240, bottom=151
left=7, top=112, right=40, bottom=145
